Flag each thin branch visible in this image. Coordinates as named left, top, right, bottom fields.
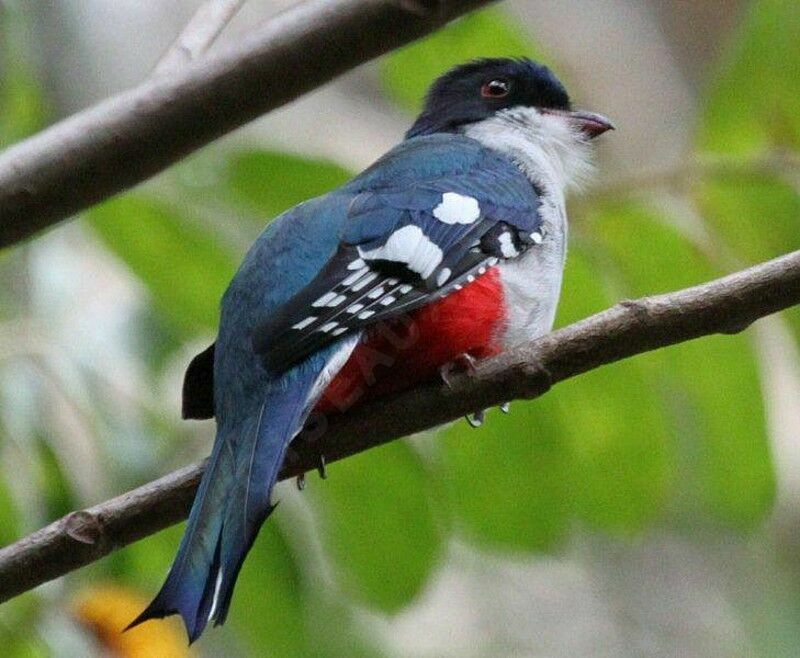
left=1, top=249, right=799, bottom=602
left=0, top=0, right=493, bottom=248
left=583, top=150, right=800, bottom=202
left=153, top=0, right=246, bottom=76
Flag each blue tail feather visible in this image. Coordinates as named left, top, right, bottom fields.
left=129, top=372, right=318, bottom=642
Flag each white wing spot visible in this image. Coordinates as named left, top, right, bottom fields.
left=498, top=232, right=520, bottom=258
left=359, top=225, right=443, bottom=279
left=347, top=258, right=366, bottom=270
left=530, top=231, right=543, bottom=244
left=432, top=192, right=481, bottom=225
left=313, top=291, right=337, bottom=307
left=292, top=316, right=316, bottom=330
left=437, top=268, right=451, bottom=287
left=329, top=294, right=347, bottom=306
left=332, top=327, right=348, bottom=336
left=358, top=310, right=375, bottom=320
left=347, top=303, right=364, bottom=314
left=319, top=321, right=339, bottom=333
left=398, top=284, right=413, bottom=294
left=351, top=271, right=379, bottom=291
left=380, top=295, right=396, bottom=306
left=342, top=267, right=369, bottom=286
left=368, top=286, right=386, bottom=299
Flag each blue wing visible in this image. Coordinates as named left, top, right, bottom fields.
left=253, top=134, right=544, bottom=374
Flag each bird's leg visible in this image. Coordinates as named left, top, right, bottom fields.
left=296, top=472, right=306, bottom=491
left=439, top=352, right=480, bottom=388
left=438, top=353, right=489, bottom=428
left=317, top=454, right=328, bottom=480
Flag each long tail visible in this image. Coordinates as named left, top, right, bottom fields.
left=128, top=376, right=316, bottom=642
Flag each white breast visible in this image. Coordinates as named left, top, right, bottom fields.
left=463, top=106, right=591, bottom=349
left=495, top=196, right=567, bottom=348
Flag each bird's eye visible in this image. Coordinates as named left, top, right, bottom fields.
left=481, top=78, right=511, bottom=98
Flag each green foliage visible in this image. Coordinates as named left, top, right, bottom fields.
left=440, top=396, right=571, bottom=551
left=225, top=150, right=352, bottom=220
left=310, top=442, right=442, bottom=612
left=0, top=8, right=45, bottom=147
left=229, top=525, right=307, bottom=656
left=0, top=474, right=19, bottom=546
left=696, top=173, right=800, bottom=337
left=381, top=8, right=542, bottom=112
left=699, top=0, right=800, bottom=154
left=89, top=195, right=238, bottom=336
left=583, top=203, right=775, bottom=526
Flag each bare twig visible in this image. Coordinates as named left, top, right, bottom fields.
left=153, top=0, right=246, bottom=76
left=0, top=0, right=493, bottom=248
left=1, top=249, right=798, bottom=602
left=583, top=150, right=800, bottom=202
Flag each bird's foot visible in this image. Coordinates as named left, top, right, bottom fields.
left=317, top=454, right=328, bottom=480
left=296, top=472, right=306, bottom=491
left=440, top=352, right=479, bottom=389
left=466, top=409, right=485, bottom=428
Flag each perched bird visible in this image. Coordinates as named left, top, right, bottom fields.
left=131, top=57, right=613, bottom=641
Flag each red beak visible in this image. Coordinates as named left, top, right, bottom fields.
left=567, top=110, right=615, bottom=138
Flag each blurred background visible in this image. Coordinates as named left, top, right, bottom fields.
left=1, top=0, right=799, bottom=656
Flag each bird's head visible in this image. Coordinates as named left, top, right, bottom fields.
left=406, top=58, right=613, bottom=188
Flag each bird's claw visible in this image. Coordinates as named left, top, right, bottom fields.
left=440, top=353, right=480, bottom=389
left=296, top=472, right=306, bottom=491
left=466, top=409, right=485, bottom=428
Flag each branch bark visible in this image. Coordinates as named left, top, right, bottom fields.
left=1, top=249, right=799, bottom=603
left=0, top=0, right=493, bottom=248
left=153, top=0, right=246, bottom=76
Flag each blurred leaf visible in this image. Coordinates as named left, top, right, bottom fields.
left=36, top=436, right=76, bottom=520
left=554, top=249, right=673, bottom=531
left=0, top=594, right=47, bottom=658
left=311, top=441, right=441, bottom=612
left=440, top=249, right=672, bottom=552
left=699, top=0, right=800, bottom=154
left=107, top=522, right=187, bottom=591
left=381, top=8, right=542, bottom=112
left=696, top=173, right=800, bottom=337
left=0, top=472, right=19, bottom=546
left=304, top=595, right=387, bottom=658
left=439, top=397, right=571, bottom=551
left=228, top=524, right=307, bottom=657
left=0, top=70, right=44, bottom=147
left=89, top=195, right=238, bottom=336
left=584, top=203, right=775, bottom=526
left=0, top=8, right=45, bottom=147
left=225, top=150, right=352, bottom=220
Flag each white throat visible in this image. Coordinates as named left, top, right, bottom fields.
left=463, top=106, right=593, bottom=195
left=463, top=106, right=593, bottom=348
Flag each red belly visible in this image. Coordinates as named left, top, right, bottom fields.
left=316, top=267, right=506, bottom=414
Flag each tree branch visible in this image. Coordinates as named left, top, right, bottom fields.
left=153, top=0, right=246, bottom=76
left=0, top=0, right=493, bottom=248
left=1, top=249, right=798, bottom=603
